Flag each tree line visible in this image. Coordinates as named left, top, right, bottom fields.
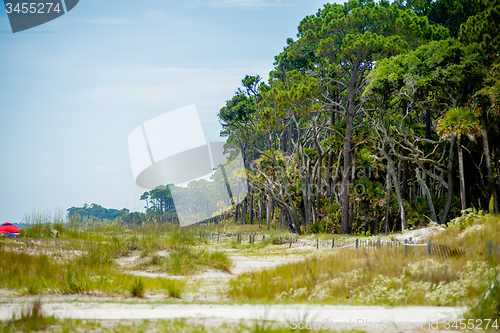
left=218, top=0, right=500, bottom=235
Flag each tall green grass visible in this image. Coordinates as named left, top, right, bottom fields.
left=0, top=243, right=184, bottom=296
left=164, top=245, right=232, bottom=275
left=228, top=214, right=500, bottom=306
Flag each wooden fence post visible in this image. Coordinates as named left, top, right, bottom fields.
left=355, top=239, right=358, bottom=249
left=404, top=239, right=407, bottom=255
left=289, top=238, right=292, bottom=248
left=426, top=239, right=431, bottom=256
left=332, top=238, right=334, bottom=248
left=316, top=238, right=319, bottom=249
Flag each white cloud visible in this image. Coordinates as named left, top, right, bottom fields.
left=79, top=18, right=130, bottom=25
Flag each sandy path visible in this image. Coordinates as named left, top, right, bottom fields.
left=0, top=302, right=464, bottom=325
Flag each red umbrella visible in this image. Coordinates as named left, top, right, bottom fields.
left=0, top=223, right=20, bottom=233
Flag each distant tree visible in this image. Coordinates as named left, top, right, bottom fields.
left=66, top=204, right=129, bottom=221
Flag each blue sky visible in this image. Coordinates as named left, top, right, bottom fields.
left=0, top=0, right=341, bottom=222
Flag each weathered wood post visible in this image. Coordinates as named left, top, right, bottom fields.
left=289, top=238, right=292, bottom=248
left=404, top=239, right=408, bottom=255
left=332, top=238, right=335, bottom=248
left=426, top=239, right=431, bottom=256
left=355, top=238, right=358, bottom=249
left=316, top=238, right=319, bottom=249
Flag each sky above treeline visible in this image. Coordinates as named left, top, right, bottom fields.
left=0, top=0, right=342, bottom=222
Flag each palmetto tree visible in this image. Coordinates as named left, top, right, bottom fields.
left=437, top=107, right=481, bottom=211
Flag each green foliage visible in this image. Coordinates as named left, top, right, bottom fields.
left=437, top=106, right=481, bottom=140
left=164, top=245, right=232, bottom=275
left=139, top=185, right=176, bottom=217
left=308, top=220, right=335, bottom=234
left=447, top=207, right=487, bottom=230
left=130, top=278, right=145, bottom=298
left=466, top=275, right=500, bottom=321
left=459, top=0, right=500, bottom=63
left=161, top=279, right=186, bottom=298
left=67, top=203, right=130, bottom=221
left=357, top=230, right=373, bottom=237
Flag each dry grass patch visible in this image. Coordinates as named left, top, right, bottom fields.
left=229, top=231, right=498, bottom=306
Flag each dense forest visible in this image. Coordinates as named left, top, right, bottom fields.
left=217, top=0, right=500, bottom=235
left=66, top=0, right=500, bottom=235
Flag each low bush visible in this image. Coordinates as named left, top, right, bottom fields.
left=130, top=277, right=145, bottom=298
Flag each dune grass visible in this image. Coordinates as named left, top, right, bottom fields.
left=0, top=242, right=184, bottom=296
left=2, top=316, right=365, bottom=333
left=163, top=244, right=232, bottom=275
left=228, top=214, right=500, bottom=306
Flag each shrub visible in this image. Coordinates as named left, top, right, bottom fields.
left=130, top=277, right=145, bottom=298
left=162, top=279, right=185, bottom=298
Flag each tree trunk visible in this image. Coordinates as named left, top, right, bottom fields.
left=363, top=201, right=369, bottom=233
left=341, top=116, right=353, bottom=234
left=258, top=192, right=263, bottom=228
left=250, top=189, right=254, bottom=225
left=458, top=136, right=467, bottom=211
left=440, top=135, right=456, bottom=224
left=480, top=113, right=498, bottom=213
left=234, top=183, right=239, bottom=224
left=316, top=157, right=322, bottom=219
left=493, top=146, right=500, bottom=203
left=270, top=197, right=275, bottom=220
left=416, top=168, right=437, bottom=222
left=411, top=169, right=417, bottom=204
left=384, top=173, right=392, bottom=234
left=326, top=151, right=333, bottom=197
left=330, top=152, right=343, bottom=204
left=266, top=194, right=272, bottom=231
left=425, top=109, right=431, bottom=139
left=402, top=160, right=409, bottom=201
left=382, top=148, right=406, bottom=230
left=241, top=196, right=247, bottom=225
